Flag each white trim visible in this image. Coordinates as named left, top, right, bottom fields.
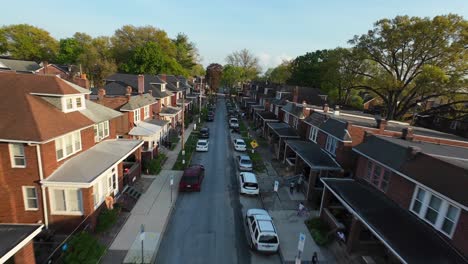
left=0, top=224, right=43, bottom=263
left=353, top=148, right=468, bottom=211
left=309, top=126, right=319, bottom=143
left=9, top=143, right=26, bottom=168
left=35, top=144, right=49, bottom=228
left=321, top=178, right=408, bottom=264
left=325, top=135, right=338, bottom=156
left=305, top=122, right=351, bottom=143
left=30, top=92, right=83, bottom=97
left=49, top=187, right=83, bottom=215
left=55, top=131, right=82, bottom=161
left=22, top=186, right=39, bottom=211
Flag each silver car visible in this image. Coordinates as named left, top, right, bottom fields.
left=237, top=155, right=253, bottom=171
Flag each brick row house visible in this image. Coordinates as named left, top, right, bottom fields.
left=0, top=73, right=144, bottom=263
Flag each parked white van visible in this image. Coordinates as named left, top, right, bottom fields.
left=245, top=209, right=279, bottom=253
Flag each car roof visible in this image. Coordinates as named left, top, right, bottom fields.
left=258, top=220, right=276, bottom=233
left=247, top=208, right=270, bottom=217
left=183, top=165, right=203, bottom=177
left=235, top=139, right=245, bottom=143
left=197, top=139, right=208, bottom=143
left=239, top=155, right=251, bottom=160
left=241, top=172, right=257, bottom=183
left=201, top=127, right=209, bottom=131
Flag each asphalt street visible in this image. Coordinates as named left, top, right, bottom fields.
left=155, top=97, right=281, bottom=264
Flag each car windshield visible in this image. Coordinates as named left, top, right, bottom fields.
left=243, top=182, right=258, bottom=189
left=259, top=235, right=278, bottom=244
left=231, top=119, right=238, bottom=123
left=181, top=176, right=198, bottom=184
left=198, top=142, right=207, bottom=146
left=201, top=129, right=208, bottom=133
left=241, top=159, right=252, bottom=166
left=236, top=141, right=245, bottom=145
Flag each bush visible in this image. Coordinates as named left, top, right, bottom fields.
left=95, top=207, right=120, bottom=233
left=305, top=218, right=331, bottom=246
left=62, top=231, right=106, bottom=264
left=172, top=133, right=198, bottom=170
left=143, top=154, right=167, bottom=175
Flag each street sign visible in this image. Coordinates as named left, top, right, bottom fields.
left=250, top=140, right=259, bottom=149
left=298, top=233, right=306, bottom=252
left=170, top=176, right=174, bottom=186
left=140, top=224, right=145, bottom=241
left=274, top=181, right=279, bottom=192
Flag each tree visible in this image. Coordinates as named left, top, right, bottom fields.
left=78, top=36, right=117, bottom=88
left=288, top=50, right=329, bottom=87
left=56, top=38, right=83, bottom=64
left=190, top=64, right=206, bottom=76
left=349, top=14, right=468, bottom=120
left=121, top=41, right=186, bottom=75
left=225, top=49, right=261, bottom=81
left=0, top=24, right=58, bottom=61
left=269, top=61, right=292, bottom=84
left=205, top=63, right=223, bottom=93
left=173, top=33, right=199, bottom=73
left=221, top=65, right=243, bottom=88
left=111, top=25, right=176, bottom=70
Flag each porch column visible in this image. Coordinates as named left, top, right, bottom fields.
left=346, top=216, right=363, bottom=254
left=307, top=170, right=319, bottom=201
left=319, top=186, right=332, bottom=215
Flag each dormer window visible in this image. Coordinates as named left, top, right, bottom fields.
left=62, top=95, right=86, bottom=113
left=161, top=84, right=166, bottom=92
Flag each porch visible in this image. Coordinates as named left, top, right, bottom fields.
left=266, top=122, right=300, bottom=160
left=255, top=110, right=278, bottom=133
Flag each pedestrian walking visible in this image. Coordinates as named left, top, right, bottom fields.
left=296, top=175, right=303, bottom=192
left=289, top=181, right=295, bottom=194
left=311, top=252, right=319, bottom=264
left=297, top=202, right=305, bottom=216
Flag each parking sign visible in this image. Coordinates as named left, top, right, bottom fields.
left=274, top=181, right=279, bottom=192
left=298, top=233, right=306, bottom=252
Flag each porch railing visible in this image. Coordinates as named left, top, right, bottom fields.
left=123, top=162, right=140, bottom=186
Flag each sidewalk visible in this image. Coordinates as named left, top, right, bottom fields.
left=101, top=124, right=195, bottom=263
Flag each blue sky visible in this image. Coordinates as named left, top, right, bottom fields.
left=1, top=0, right=467, bottom=71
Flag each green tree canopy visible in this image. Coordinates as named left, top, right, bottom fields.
left=0, top=24, right=58, bottom=61
left=56, top=38, right=83, bottom=64
left=349, top=14, right=468, bottom=120
left=269, top=61, right=292, bottom=84
left=225, top=49, right=261, bottom=81
left=173, top=33, right=199, bottom=73
left=288, top=50, right=329, bottom=87
left=221, top=65, right=243, bottom=88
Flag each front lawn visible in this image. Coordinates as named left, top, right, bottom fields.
left=305, top=217, right=331, bottom=246
left=172, top=133, right=198, bottom=170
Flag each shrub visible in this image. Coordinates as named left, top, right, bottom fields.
left=95, top=207, right=119, bottom=233
left=143, top=154, right=167, bottom=175
left=305, top=218, right=331, bottom=246
left=62, top=231, right=106, bottom=264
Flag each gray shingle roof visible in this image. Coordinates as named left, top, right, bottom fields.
left=304, top=112, right=351, bottom=141
left=0, top=224, right=43, bottom=259
left=286, top=140, right=341, bottom=170
left=159, top=106, right=181, bottom=115
left=120, top=94, right=157, bottom=111
left=0, top=59, right=41, bottom=72
left=267, top=122, right=300, bottom=138
left=104, top=73, right=167, bottom=96
left=147, top=119, right=170, bottom=126
left=80, top=100, right=122, bottom=123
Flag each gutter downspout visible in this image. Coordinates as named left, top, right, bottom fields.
left=35, top=144, right=49, bottom=229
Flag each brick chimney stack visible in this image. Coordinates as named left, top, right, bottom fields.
left=302, top=101, right=311, bottom=118
left=401, top=127, right=414, bottom=141
left=161, top=74, right=167, bottom=82
left=379, top=119, right=388, bottom=133
left=98, top=88, right=106, bottom=100
left=323, top=103, right=329, bottom=113
left=42, top=61, right=48, bottom=74
left=126, top=86, right=132, bottom=100
left=293, top=86, right=299, bottom=103
left=138, top=74, right=144, bottom=94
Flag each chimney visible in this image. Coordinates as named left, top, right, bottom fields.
left=80, top=73, right=87, bottom=80
left=379, top=119, right=388, bottom=132
left=161, top=74, right=167, bottom=82
left=323, top=103, right=329, bottom=113
left=302, top=101, right=311, bottom=118
left=363, top=130, right=374, bottom=143
left=407, top=146, right=421, bottom=158
left=148, top=90, right=153, bottom=96
left=293, top=86, right=299, bottom=103
left=334, top=105, right=340, bottom=116
left=138, top=74, right=144, bottom=94
left=126, top=86, right=132, bottom=99
left=401, top=127, right=414, bottom=141
left=42, top=61, right=48, bottom=74
left=98, top=88, right=106, bottom=100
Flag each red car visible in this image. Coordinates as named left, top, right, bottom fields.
left=179, top=165, right=205, bottom=191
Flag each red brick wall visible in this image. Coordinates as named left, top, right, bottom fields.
left=14, top=240, right=36, bottom=264
left=171, top=94, right=177, bottom=106
left=316, top=131, right=327, bottom=149
left=452, top=210, right=468, bottom=258
left=0, top=143, right=44, bottom=224
left=335, top=142, right=353, bottom=171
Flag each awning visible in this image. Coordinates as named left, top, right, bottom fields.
left=256, top=111, right=278, bottom=122
left=286, top=140, right=341, bottom=170
left=267, top=122, right=300, bottom=138
left=159, top=106, right=181, bottom=116
left=322, top=178, right=468, bottom=264
left=42, top=139, right=143, bottom=187
left=0, top=224, right=43, bottom=263
left=129, top=122, right=162, bottom=136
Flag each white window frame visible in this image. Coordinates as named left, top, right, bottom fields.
left=450, top=121, right=459, bottom=130
left=364, top=160, right=390, bottom=192
left=22, top=186, right=38, bottom=211
left=49, top=188, right=83, bottom=215
left=284, top=113, right=290, bottom=123
left=144, top=105, right=150, bottom=119
left=325, top=136, right=338, bottom=156
left=94, top=121, right=110, bottom=142
left=293, top=117, right=298, bottom=129
left=309, top=126, right=318, bottom=143
left=275, top=106, right=279, bottom=116
left=9, top=143, right=26, bottom=168
left=134, top=109, right=141, bottom=123
left=410, top=186, right=461, bottom=238
left=93, top=166, right=118, bottom=209
left=55, top=131, right=82, bottom=161
left=61, top=95, right=85, bottom=113
left=76, top=97, right=82, bottom=108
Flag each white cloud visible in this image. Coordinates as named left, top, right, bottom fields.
left=257, top=52, right=293, bottom=72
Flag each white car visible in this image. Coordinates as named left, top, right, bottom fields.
left=239, top=172, right=259, bottom=195
left=237, top=155, right=253, bottom=171
left=233, top=139, right=247, bottom=151
left=196, top=139, right=209, bottom=152
left=229, top=118, right=239, bottom=128
left=245, top=209, right=279, bottom=253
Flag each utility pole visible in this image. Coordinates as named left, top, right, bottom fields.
left=181, top=93, right=185, bottom=165
left=199, top=76, right=203, bottom=123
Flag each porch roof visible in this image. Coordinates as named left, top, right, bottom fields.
left=159, top=106, right=181, bottom=116
left=267, top=122, right=300, bottom=138
left=256, top=111, right=278, bottom=121
left=129, top=121, right=162, bottom=136
left=285, top=140, right=341, bottom=170
left=322, top=178, right=468, bottom=264
left=0, top=224, right=43, bottom=263
left=42, top=139, right=143, bottom=187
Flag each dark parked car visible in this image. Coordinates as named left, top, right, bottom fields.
left=207, top=111, right=215, bottom=121
left=179, top=165, right=205, bottom=191
left=199, top=127, right=210, bottom=138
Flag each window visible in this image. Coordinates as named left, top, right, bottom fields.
left=284, top=113, right=289, bottom=123
left=66, top=98, right=73, bottom=109
left=51, top=189, right=82, bottom=214
left=293, top=118, right=298, bottom=129
left=144, top=106, right=150, bottom=119
left=76, top=97, right=82, bottom=108
left=325, top=136, right=338, bottom=156
left=275, top=107, right=279, bottom=116
left=309, top=126, right=318, bottom=142
left=93, top=167, right=118, bottom=208
left=23, top=187, right=38, bottom=210
left=410, top=186, right=461, bottom=237
left=270, top=104, right=273, bottom=112
left=9, top=144, right=26, bottom=168
left=364, top=160, right=391, bottom=192
left=134, top=109, right=141, bottom=123
left=94, top=121, right=110, bottom=142
left=55, top=131, right=82, bottom=160
left=450, top=121, right=459, bottom=130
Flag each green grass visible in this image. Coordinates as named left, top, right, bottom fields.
left=172, top=133, right=198, bottom=170
left=62, top=231, right=106, bottom=264
left=305, top=218, right=331, bottom=246
left=143, top=154, right=167, bottom=175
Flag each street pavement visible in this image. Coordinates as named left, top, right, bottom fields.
left=156, top=98, right=251, bottom=263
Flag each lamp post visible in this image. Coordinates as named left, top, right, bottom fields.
left=182, top=93, right=185, bottom=165
left=199, top=76, right=204, bottom=123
